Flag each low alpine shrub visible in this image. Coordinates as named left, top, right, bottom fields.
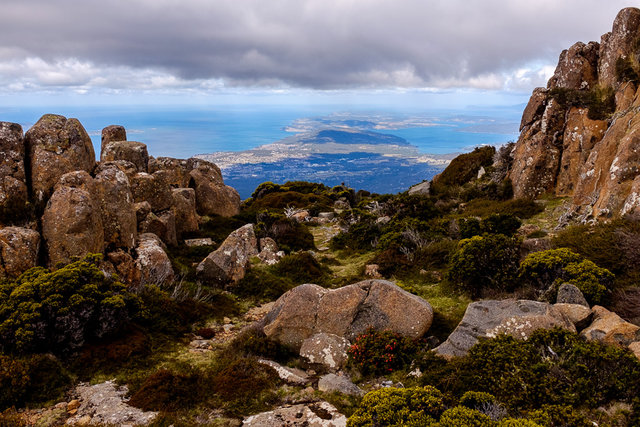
left=347, top=327, right=422, bottom=376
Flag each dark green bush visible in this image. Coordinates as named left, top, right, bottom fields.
left=548, top=86, right=615, bottom=121
left=128, top=368, right=200, bottom=412
left=347, top=386, right=445, bottom=427
left=526, top=404, right=592, bottom=427
left=460, top=214, right=522, bottom=238
left=447, top=234, right=521, bottom=298
left=225, top=327, right=296, bottom=363
left=518, top=248, right=614, bottom=304
left=616, top=56, right=639, bottom=83
left=271, top=251, right=332, bottom=285
left=0, top=354, right=71, bottom=410
left=256, top=213, right=315, bottom=253
left=431, top=146, right=495, bottom=194
left=347, top=328, right=423, bottom=376
left=0, top=254, right=143, bottom=354
left=463, top=198, right=544, bottom=219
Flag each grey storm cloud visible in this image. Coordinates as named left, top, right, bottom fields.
left=0, top=0, right=632, bottom=91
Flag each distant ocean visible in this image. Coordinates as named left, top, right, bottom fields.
left=0, top=104, right=521, bottom=159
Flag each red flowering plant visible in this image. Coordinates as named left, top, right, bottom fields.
left=347, top=327, right=423, bottom=376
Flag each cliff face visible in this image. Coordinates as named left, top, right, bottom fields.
left=510, top=7, right=640, bottom=220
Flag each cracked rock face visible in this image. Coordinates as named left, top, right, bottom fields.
left=242, top=401, right=347, bottom=427
left=0, top=227, right=40, bottom=278
left=435, top=300, right=575, bottom=358
left=0, top=122, right=28, bottom=223
left=262, top=280, right=433, bottom=351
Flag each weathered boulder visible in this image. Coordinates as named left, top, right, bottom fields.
left=25, top=114, right=95, bottom=208
left=101, top=140, right=149, bottom=173
left=130, top=172, right=173, bottom=212
left=171, top=188, right=199, bottom=237
left=258, top=237, right=283, bottom=265
left=134, top=201, right=152, bottom=223
left=598, top=7, right=640, bottom=88
left=135, top=233, right=174, bottom=285
left=65, top=381, right=157, bottom=426
left=42, top=171, right=104, bottom=268
left=548, top=41, right=599, bottom=91
left=553, top=303, right=593, bottom=330
left=300, top=333, right=351, bottom=371
left=243, top=402, right=347, bottom=427
left=435, top=300, right=575, bottom=358
left=520, top=88, right=548, bottom=131
left=318, top=373, right=363, bottom=396
left=557, top=282, right=589, bottom=307
left=408, top=181, right=430, bottom=195
left=0, top=122, right=28, bottom=223
left=139, top=211, right=178, bottom=247
left=148, top=157, right=191, bottom=187
left=581, top=305, right=640, bottom=347
left=263, top=280, right=433, bottom=351
left=94, top=163, right=137, bottom=249
left=0, top=227, right=40, bottom=278
left=188, top=159, right=241, bottom=217
left=196, top=224, right=258, bottom=286
left=100, top=125, right=127, bottom=157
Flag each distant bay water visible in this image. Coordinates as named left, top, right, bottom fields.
left=0, top=103, right=522, bottom=196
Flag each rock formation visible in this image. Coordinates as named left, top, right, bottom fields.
left=262, top=280, right=433, bottom=351
left=509, top=7, right=640, bottom=220
left=0, top=113, right=240, bottom=281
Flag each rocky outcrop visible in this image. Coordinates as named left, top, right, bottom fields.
left=196, top=223, right=258, bottom=286
left=130, top=172, right=173, bottom=212
left=262, top=280, right=433, bottom=351
left=25, top=114, right=95, bottom=209
left=100, top=125, right=126, bottom=157
left=139, top=210, right=178, bottom=247
left=508, top=7, right=640, bottom=219
left=42, top=171, right=104, bottom=268
left=581, top=305, right=640, bottom=347
left=171, top=188, right=199, bottom=237
left=0, top=227, right=40, bottom=278
left=243, top=401, right=347, bottom=427
left=0, top=122, right=29, bottom=223
left=435, top=300, right=575, bottom=358
left=188, top=159, right=241, bottom=217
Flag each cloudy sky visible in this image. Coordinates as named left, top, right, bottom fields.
left=0, top=0, right=632, bottom=103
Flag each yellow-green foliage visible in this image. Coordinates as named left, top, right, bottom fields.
left=498, top=419, right=543, bottom=427
left=0, top=254, right=142, bottom=354
left=447, top=234, right=520, bottom=298
left=347, top=386, right=445, bottom=427
left=526, top=404, right=593, bottom=427
left=438, top=406, right=494, bottom=426
left=519, top=248, right=614, bottom=304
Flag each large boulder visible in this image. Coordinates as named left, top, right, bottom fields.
left=171, top=188, right=199, bottom=237
left=130, top=172, right=173, bottom=212
left=42, top=171, right=104, bottom=268
left=94, top=163, right=137, bottom=249
left=138, top=210, right=177, bottom=247
left=262, top=280, right=433, bottom=351
left=188, top=159, right=241, bottom=217
left=435, top=300, right=575, bottom=358
left=196, top=223, right=258, bottom=286
left=101, top=140, right=149, bottom=173
left=0, top=122, right=29, bottom=223
left=148, top=157, right=191, bottom=187
left=100, top=125, right=127, bottom=157
left=581, top=305, right=640, bottom=347
left=0, top=227, right=40, bottom=278
left=242, top=402, right=347, bottom=427
left=135, top=233, right=174, bottom=285
left=24, top=114, right=95, bottom=209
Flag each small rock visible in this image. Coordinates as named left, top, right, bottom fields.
left=67, top=399, right=80, bottom=411
left=318, top=212, right=335, bottom=220
left=184, top=237, right=214, bottom=247
left=364, top=264, right=382, bottom=279
left=292, top=210, right=310, bottom=222
left=243, top=401, right=347, bottom=427
left=76, top=415, right=92, bottom=426
left=554, top=303, right=593, bottom=330
left=318, top=373, right=363, bottom=396
left=408, top=181, right=430, bottom=195
left=258, top=359, right=310, bottom=386
left=629, top=341, right=640, bottom=360
left=557, top=283, right=589, bottom=307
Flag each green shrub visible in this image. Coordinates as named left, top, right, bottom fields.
left=526, top=404, right=592, bottom=427
left=447, top=234, right=520, bottom=298
left=460, top=391, right=499, bottom=411
left=256, top=214, right=315, bottom=252
left=549, top=86, right=615, bottom=120
left=460, top=214, right=522, bottom=238
left=271, top=251, right=332, bottom=285
left=0, top=354, right=71, bottom=410
left=347, top=328, right=422, bottom=376
left=438, top=406, right=494, bottom=426
left=0, top=254, right=142, bottom=354
left=463, top=198, right=544, bottom=219
left=225, top=327, right=296, bottom=363
left=498, top=419, right=542, bottom=427
left=347, top=386, right=445, bottom=427
left=518, top=248, right=613, bottom=304
left=615, top=56, right=639, bottom=83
